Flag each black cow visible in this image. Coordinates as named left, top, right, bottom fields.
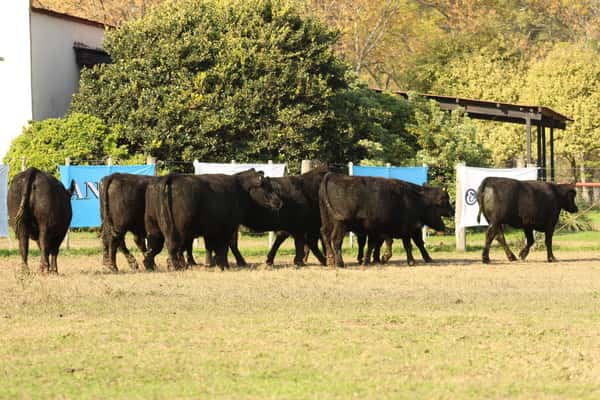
left=476, top=177, right=578, bottom=263
left=100, top=173, right=204, bottom=272
left=233, top=165, right=336, bottom=266
left=145, top=169, right=282, bottom=270
left=100, top=173, right=155, bottom=271
left=8, top=168, right=75, bottom=274
left=319, top=173, right=453, bottom=267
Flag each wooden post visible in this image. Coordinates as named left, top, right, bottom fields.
left=348, top=161, right=354, bottom=248
left=301, top=160, right=312, bottom=174
left=21, top=157, right=26, bottom=172
left=106, top=156, right=113, bottom=167
left=455, top=163, right=466, bottom=251
left=146, top=156, right=157, bottom=175
left=64, top=157, right=71, bottom=250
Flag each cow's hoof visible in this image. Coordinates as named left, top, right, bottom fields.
left=507, top=254, right=518, bottom=262
left=143, top=260, right=155, bottom=271
left=237, top=261, right=247, bottom=268
left=482, top=257, right=490, bottom=264
left=382, top=255, right=392, bottom=264
left=293, top=259, right=306, bottom=267
left=407, top=260, right=416, bottom=267
left=547, top=257, right=558, bottom=263
left=423, top=256, right=433, bottom=263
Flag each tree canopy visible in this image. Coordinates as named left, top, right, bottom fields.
left=72, top=0, right=377, bottom=165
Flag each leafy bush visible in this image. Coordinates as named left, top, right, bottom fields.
left=3, top=113, right=133, bottom=179
left=557, top=211, right=593, bottom=233
left=71, top=0, right=376, bottom=165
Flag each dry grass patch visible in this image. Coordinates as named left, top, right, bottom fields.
left=1, top=237, right=600, bottom=398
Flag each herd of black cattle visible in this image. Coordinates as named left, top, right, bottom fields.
left=7, top=165, right=579, bottom=274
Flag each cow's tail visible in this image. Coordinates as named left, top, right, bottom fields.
left=321, top=172, right=344, bottom=220
left=100, top=175, right=114, bottom=238
left=13, top=168, right=37, bottom=237
left=476, top=178, right=487, bottom=224
left=159, top=174, right=178, bottom=244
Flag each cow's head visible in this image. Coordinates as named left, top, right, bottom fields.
left=236, top=169, right=283, bottom=210
left=421, top=185, right=454, bottom=231
left=555, top=183, right=578, bottom=213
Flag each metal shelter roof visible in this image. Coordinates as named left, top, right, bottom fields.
left=375, top=90, right=573, bottom=181
left=384, top=90, right=572, bottom=129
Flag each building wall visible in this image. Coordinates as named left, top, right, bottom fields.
left=0, top=1, right=33, bottom=161
left=30, top=11, right=105, bottom=121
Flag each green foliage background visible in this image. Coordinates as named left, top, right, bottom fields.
left=3, top=113, right=137, bottom=179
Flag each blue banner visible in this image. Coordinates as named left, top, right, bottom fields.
left=59, top=165, right=155, bottom=228
left=352, top=165, right=428, bottom=185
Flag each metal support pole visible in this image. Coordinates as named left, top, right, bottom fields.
left=541, top=125, right=547, bottom=181
left=550, top=127, right=555, bottom=182
left=537, top=123, right=543, bottom=180
left=526, top=117, right=532, bottom=165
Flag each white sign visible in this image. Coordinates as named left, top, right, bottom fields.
left=458, top=165, right=538, bottom=228
left=193, top=161, right=286, bottom=177
left=0, top=165, right=9, bottom=237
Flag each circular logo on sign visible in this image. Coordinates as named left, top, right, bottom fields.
left=465, top=188, right=477, bottom=206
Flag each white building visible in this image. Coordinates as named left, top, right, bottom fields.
left=0, top=1, right=111, bottom=160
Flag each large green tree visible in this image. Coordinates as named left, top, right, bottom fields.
left=72, top=0, right=370, bottom=164
left=522, top=42, right=600, bottom=181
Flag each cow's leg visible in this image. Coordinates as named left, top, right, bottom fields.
left=143, top=235, right=163, bottom=271
left=292, top=235, right=306, bottom=266
left=101, top=229, right=111, bottom=267
left=402, top=236, right=416, bottom=266
left=519, top=228, right=535, bottom=261
left=495, top=225, right=517, bottom=262
left=204, top=238, right=214, bottom=267
left=372, top=237, right=382, bottom=264
left=229, top=230, right=247, bottom=267
left=381, top=237, right=393, bottom=264
left=482, top=224, right=498, bottom=263
left=303, top=243, right=310, bottom=264
left=185, top=239, right=197, bottom=267
left=17, top=231, right=30, bottom=271
left=49, top=253, right=58, bottom=274
left=266, top=231, right=289, bottom=265
left=305, top=234, right=327, bottom=266
left=331, top=223, right=347, bottom=268
left=116, top=237, right=136, bottom=271
left=412, top=230, right=433, bottom=263
left=365, top=235, right=381, bottom=266
left=213, top=238, right=229, bottom=271
left=545, top=229, right=558, bottom=262
left=356, top=232, right=366, bottom=264
left=320, top=222, right=335, bottom=268
left=38, top=229, right=51, bottom=274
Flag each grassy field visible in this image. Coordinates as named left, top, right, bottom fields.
left=1, top=227, right=600, bottom=399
